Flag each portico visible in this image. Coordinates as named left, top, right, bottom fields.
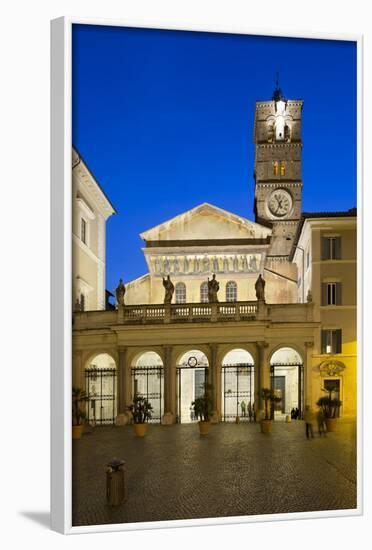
left=73, top=299, right=318, bottom=424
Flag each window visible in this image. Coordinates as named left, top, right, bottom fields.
left=306, top=251, right=310, bottom=269
left=80, top=293, right=85, bottom=312
left=280, top=161, right=285, bottom=176
left=321, top=329, right=342, bottom=354
left=322, top=282, right=342, bottom=305
left=273, top=161, right=279, bottom=176
left=175, top=282, right=186, bottom=304
left=81, top=218, right=87, bottom=244
left=226, top=281, right=237, bottom=302
left=322, top=236, right=341, bottom=260
left=200, top=282, right=208, bottom=303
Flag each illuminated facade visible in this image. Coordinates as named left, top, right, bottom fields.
left=72, top=147, right=116, bottom=311
left=72, top=87, right=357, bottom=425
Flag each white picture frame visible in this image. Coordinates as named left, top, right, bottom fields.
left=51, top=16, right=363, bottom=534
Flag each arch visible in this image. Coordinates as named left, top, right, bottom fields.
left=131, top=351, right=164, bottom=424
left=270, top=346, right=303, bottom=365
left=175, top=282, right=186, bottom=304
left=177, top=349, right=209, bottom=367
left=200, top=281, right=208, bottom=303
left=221, top=348, right=255, bottom=422
left=84, top=350, right=118, bottom=371
left=132, top=350, right=163, bottom=368
left=222, top=348, right=255, bottom=366
left=176, top=349, right=209, bottom=424
left=84, top=352, right=117, bottom=425
left=225, top=280, right=238, bottom=302
left=269, top=346, right=304, bottom=420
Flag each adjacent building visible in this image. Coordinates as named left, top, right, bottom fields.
left=291, top=209, right=357, bottom=416
left=72, top=147, right=116, bottom=311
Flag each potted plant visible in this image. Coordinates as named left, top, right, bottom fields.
left=72, top=387, right=88, bottom=439
left=128, top=394, right=153, bottom=437
left=191, top=383, right=213, bottom=435
left=316, top=389, right=342, bottom=432
left=259, top=387, right=282, bottom=434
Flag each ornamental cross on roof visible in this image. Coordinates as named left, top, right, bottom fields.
left=272, top=71, right=285, bottom=102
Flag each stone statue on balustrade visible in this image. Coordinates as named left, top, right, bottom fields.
left=115, top=278, right=126, bottom=307
left=255, top=274, right=266, bottom=302
left=163, top=275, right=174, bottom=304
left=207, top=274, right=220, bottom=303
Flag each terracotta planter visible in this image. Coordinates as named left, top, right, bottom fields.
left=325, top=417, right=337, bottom=432
left=133, top=423, right=147, bottom=437
left=260, top=419, right=273, bottom=434
left=198, top=420, right=211, bottom=435
left=72, top=424, right=84, bottom=440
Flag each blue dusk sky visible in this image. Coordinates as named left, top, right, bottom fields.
left=72, top=25, right=357, bottom=292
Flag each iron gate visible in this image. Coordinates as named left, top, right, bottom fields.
left=176, top=366, right=208, bottom=423
left=131, top=366, right=164, bottom=423
left=85, top=367, right=117, bottom=425
left=270, top=363, right=304, bottom=420
left=222, top=363, right=254, bottom=422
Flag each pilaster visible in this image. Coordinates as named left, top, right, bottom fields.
left=304, top=341, right=314, bottom=408
left=256, top=341, right=270, bottom=411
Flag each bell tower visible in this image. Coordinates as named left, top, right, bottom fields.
left=253, top=79, right=303, bottom=257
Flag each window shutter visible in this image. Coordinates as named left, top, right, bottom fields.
left=335, top=329, right=342, bottom=353
left=321, top=283, right=327, bottom=305
left=335, top=283, right=342, bottom=305
left=335, top=237, right=342, bottom=260
left=321, top=330, right=327, bottom=353
left=321, top=237, right=330, bottom=260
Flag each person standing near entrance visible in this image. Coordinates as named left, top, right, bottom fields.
left=304, top=405, right=315, bottom=439
left=317, top=409, right=327, bottom=436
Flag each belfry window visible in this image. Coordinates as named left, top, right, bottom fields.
left=200, top=282, right=208, bottom=303
left=273, top=161, right=279, bottom=176
left=280, top=161, right=286, bottom=176
left=175, top=282, right=186, bottom=304
left=226, top=281, right=237, bottom=302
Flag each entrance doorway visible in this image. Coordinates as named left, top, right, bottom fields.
left=270, top=347, right=304, bottom=420
left=131, top=352, right=164, bottom=424
left=176, top=350, right=209, bottom=423
left=85, top=353, right=117, bottom=425
left=221, top=349, right=255, bottom=422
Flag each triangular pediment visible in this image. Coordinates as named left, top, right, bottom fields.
left=140, top=203, right=271, bottom=242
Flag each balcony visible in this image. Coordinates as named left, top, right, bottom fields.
left=73, top=300, right=314, bottom=330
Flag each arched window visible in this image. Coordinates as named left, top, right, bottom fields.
left=273, top=161, right=279, bottom=176
left=280, top=161, right=286, bottom=176
left=200, top=282, right=209, bottom=303
left=175, top=282, right=186, bottom=304
left=226, top=281, right=237, bottom=302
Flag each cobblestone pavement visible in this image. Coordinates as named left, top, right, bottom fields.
left=72, top=419, right=357, bottom=527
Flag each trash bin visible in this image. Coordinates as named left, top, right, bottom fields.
left=106, top=458, right=126, bottom=505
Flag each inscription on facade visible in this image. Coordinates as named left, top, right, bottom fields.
left=149, top=254, right=261, bottom=276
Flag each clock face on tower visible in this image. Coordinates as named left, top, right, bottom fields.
left=268, top=189, right=293, bottom=218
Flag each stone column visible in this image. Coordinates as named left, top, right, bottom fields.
left=116, top=347, right=131, bottom=425
left=72, top=351, right=84, bottom=389
left=256, top=341, right=269, bottom=413
left=305, top=341, right=314, bottom=409
left=162, top=345, right=175, bottom=424
left=209, top=343, right=220, bottom=423
left=118, top=347, right=127, bottom=413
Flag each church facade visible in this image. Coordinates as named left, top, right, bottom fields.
left=72, top=86, right=357, bottom=426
